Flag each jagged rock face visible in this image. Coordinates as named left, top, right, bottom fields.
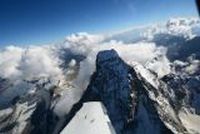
left=0, top=48, right=199, bottom=134
left=82, top=50, right=135, bottom=133
left=130, top=74, right=174, bottom=134
left=80, top=49, right=172, bottom=134
left=162, top=73, right=200, bottom=114
left=166, top=37, right=200, bottom=61
left=0, top=79, right=56, bottom=134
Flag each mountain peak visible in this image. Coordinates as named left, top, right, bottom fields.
left=96, top=49, right=119, bottom=63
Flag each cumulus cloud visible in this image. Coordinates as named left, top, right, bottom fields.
left=0, top=32, right=173, bottom=117
left=185, top=63, right=199, bottom=74
left=145, top=48, right=171, bottom=78
left=185, top=59, right=200, bottom=75
left=172, top=57, right=200, bottom=76
left=0, top=46, right=24, bottom=78
left=51, top=33, right=172, bottom=117
left=65, top=32, right=104, bottom=47
left=53, top=86, right=81, bottom=117
left=1, top=17, right=199, bottom=117
left=4, top=18, right=197, bottom=116
left=18, top=46, right=63, bottom=80
left=64, top=33, right=171, bottom=90
left=0, top=45, right=64, bottom=82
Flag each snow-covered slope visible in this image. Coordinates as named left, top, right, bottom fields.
left=61, top=102, right=115, bottom=134
left=63, top=49, right=200, bottom=134
left=0, top=78, right=55, bottom=134
left=0, top=17, right=200, bottom=134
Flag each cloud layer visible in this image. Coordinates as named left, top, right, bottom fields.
left=1, top=17, right=199, bottom=116
left=0, top=45, right=64, bottom=82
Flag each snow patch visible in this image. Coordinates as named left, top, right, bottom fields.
left=60, top=102, right=115, bottom=134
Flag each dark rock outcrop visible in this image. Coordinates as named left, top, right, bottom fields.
left=63, top=49, right=173, bottom=134
left=0, top=79, right=57, bottom=134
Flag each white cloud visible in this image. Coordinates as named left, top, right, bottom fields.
left=65, top=33, right=171, bottom=90
left=185, top=59, right=200, bottom=75
left=53, top=86, right=81, bottom=117
left=1, top=17, right=199, bottom=118
left=0, top=45, right=64, bottom=82
left=18, top=46, right=63, bottom=80
left=53, top=32, right=172, bottom=117
left=0, top=46, right=24, bottom=78
left=3, top=17, right=198, bottom=116
left=65, top=32, right=105, bottom=46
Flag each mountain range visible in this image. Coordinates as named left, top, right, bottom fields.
left=0, top=17, right=200, bottom=134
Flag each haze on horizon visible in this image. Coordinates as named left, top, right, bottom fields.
left=0, top=0, right=198, bottom=46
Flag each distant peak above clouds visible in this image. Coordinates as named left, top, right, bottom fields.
left=0, top=16, right=200, bottom=134
left=166, top=17, right=200, bottom=28
left=109, top=17, right=200, bottom=43
left=165, top=17, right=200, bottom=38
left=1, top=17, right=199, bottom=84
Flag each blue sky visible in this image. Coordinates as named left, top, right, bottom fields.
left=0, top=0, right=198, bottom=46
